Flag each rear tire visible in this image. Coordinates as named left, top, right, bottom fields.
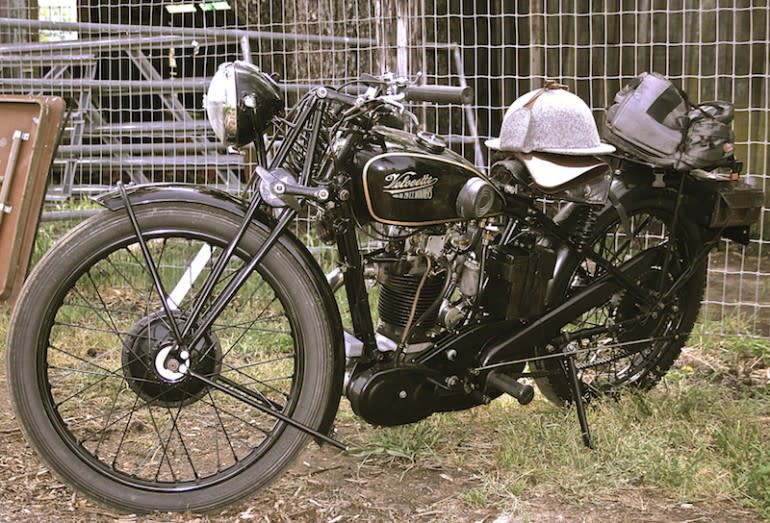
left=6, top=203, right=341, bottom=513
left=533, top=190, right=706, bottom=405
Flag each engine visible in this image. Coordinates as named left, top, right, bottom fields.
left=368, top=225, right=473, bottom=353
left=369, top=219, right=557, bottom=354
left=346, top=218, right=557, bottom=426
left=376, top=254, right=446, bottom=345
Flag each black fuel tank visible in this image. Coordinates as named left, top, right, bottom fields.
left=350, top=126, right=501, bottom=226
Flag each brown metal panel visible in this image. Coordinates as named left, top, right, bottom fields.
left=0, top=95, right=66, bottom=303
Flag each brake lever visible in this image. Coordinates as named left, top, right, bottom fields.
left=379, top=94, right=420, bottom=127
left=360, top=73, right=388, bottom=86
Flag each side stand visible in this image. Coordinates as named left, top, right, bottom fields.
left=564, top=345, right=594, bottom=449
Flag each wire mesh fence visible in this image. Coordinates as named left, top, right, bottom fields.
left=0, top=0, right=768, bottom=336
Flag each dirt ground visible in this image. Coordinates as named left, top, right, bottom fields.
left=1, top=363, right=765, bottom=523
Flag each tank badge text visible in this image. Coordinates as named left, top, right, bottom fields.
left=383, top=171, right=438, bottom=200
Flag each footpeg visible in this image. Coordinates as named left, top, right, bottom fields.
left=486, top=371, right=535, bottom=405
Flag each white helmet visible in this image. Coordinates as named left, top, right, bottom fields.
left=486, top=82, right=615, bottom=156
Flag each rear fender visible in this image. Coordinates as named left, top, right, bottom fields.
left=94, top=183, right=346, bottom=441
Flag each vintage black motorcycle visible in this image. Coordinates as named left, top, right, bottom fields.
left=6, top=61, right=762, bottom=513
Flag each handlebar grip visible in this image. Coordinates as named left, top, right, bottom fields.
left=403, top=85, right=474, bottom=105
left=324, top=88, right=359, bottom=106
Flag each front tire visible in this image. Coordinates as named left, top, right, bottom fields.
left=6, top=203, right=341, bottom=513
left=533, top=190, right=707, bottom=405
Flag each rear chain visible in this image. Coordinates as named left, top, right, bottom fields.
left=572, top=310, right=680, bottom=370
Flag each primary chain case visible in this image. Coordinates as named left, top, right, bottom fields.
left=0, top=96, right=66, bottom=302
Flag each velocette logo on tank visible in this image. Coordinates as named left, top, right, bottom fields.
left=382, top=171, right=438, bottom=200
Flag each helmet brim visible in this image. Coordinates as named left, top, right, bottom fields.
left=515, top=152, right=609, bottom=190
left=537, top=143, right=616, bottom=155
left=485, top=138, right=503, bottom=150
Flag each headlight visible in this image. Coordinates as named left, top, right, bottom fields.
left=204, top=61, right=283, bottom=147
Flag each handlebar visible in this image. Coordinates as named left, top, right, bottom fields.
left=323, top=81, right=475, bottom=120
left=403, top=85, right=474, bottom=105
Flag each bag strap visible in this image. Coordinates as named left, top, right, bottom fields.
left=693, top=101, right=734, bottom=123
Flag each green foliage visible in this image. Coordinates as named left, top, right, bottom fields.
left=717, top=336, right=770, bottom=367
left=697, top=314, right=770, bottom=351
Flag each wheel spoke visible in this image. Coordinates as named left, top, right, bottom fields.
left=147, top=406, right=179, bottom=483
left=218, top=359, right=292, bottom=402
left=112, top=393, right=141, bottom=469
left=218, top=290, right=279, bottom=361
left=167, top=404, right=200, bottom=480
left=94, top=376, right=129, bottom=458
left=206, top=389, right=242, bottom=467
left=575, top=214, right=687, bottom=388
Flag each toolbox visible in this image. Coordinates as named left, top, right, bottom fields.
left=0, top=96, right=66, bottom=302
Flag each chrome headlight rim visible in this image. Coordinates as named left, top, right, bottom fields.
left=204, top=61, right=284, bottom=148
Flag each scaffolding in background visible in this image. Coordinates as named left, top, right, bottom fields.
left=0, top=15, right=376, bottom=198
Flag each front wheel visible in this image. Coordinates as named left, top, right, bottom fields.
left=6, top=203, right=342, bottom=513
left=533, top=190, right=707, bottom=405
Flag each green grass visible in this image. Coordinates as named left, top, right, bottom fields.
left=33, top=198, right=101, bottom=266
left=353, top=422, right=447, bottom=464
left=342, top=343, right=770, bottom=519
left=697, top=318, right=770, bottom=368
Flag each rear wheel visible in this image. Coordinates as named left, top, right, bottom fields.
left=6, top=203, right=341, bottom=513
left=533, top=191, right=707, bottom=405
